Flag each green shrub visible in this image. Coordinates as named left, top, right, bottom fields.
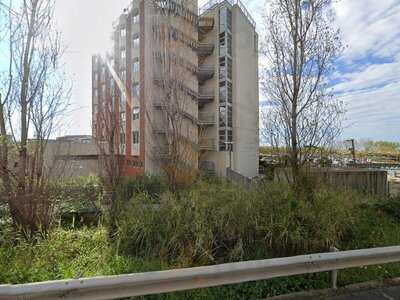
left=3, top=177, right=400, bottom=299
left=0, top=227, right=162, bottom=284
left=115, top=179, right=359, bottom=265
left=115, top=174, right=168, bottom=201
left=374, top=196, right=400, bottom=221
left=50, top=176, right=103, bottom=216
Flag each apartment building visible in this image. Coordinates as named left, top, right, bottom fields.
left=198, top=0, right=259, bottom=178
left=92, top=0, right=259, bottom=178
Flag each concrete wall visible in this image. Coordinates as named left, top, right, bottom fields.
left=9, top=140, right=102, bottom=180
left=232, top=5, right=259, bottom=178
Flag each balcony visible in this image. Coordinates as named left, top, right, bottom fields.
left=152, top=121, right=168, bottom=134
left=198, top=17, right=214, bottom=34
left=198, top=112, right=216, bottom=126
left=197, top=65, right=215, bottom=82
left=153, top=100, right=164, bottom=109
left=196, top=43, right=214, bottom=57
left=199, top=138, right=216, bottom=151
left=198, top=87, right=214, bottom=106
left=152, top=146, right=169, bottom=160
left=153, top=77, right=197, bottom=100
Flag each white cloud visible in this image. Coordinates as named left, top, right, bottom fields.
left=333, top=0, right=400, bottom=61
left=331, top=0, right=400, bottom=141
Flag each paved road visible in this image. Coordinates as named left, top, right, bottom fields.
left=331, top=286, right=400, bottom=300
left=269, top=282, right=400, bottom=300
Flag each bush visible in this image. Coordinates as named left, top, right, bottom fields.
left=50, top=176, right=103, bottom=227
left=0, top=227, right=162, bottom=284
left=114, top=174, right=168, bottom=201
left=374, top=196, right=400, bottom=221
left=115, top=179, right=359, bottom=265
left=3, top=176, right=400, bottom=299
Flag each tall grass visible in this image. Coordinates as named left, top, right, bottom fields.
left=114, top=178, right=360, bottom=265
left=3, top=177, right=400, bottom=298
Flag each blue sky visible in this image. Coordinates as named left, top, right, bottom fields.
left=244, top=0, right=400, bottom=143
left=2, top=0, right=400, bottom=142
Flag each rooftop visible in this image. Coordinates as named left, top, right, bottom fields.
left=199, top=0, right=256, bottom=28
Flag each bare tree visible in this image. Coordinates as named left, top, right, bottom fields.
left=0, top=0, right=70, bottom=235
left=150, top=1, right=199, bottom=190
left=93, top=57, right=123, bottom=195
left=260, top=0, right=344, bottom=185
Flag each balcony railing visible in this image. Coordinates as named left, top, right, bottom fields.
left=196, top=43, right=214, bottom=57
left=199, top=138, right=216, bottom=151
left=152, top=121, right=168, bottom=134
left=197, top=65, right=215, bottom=82
left=198, top=17, right=215, bottom=34
left=198, top=113, right=216, bottom=126
left=152, top=146, right=169, bottom=159
left=153, top=77, right=198, bottom=100
left=198, top=88, right=214, bottom=105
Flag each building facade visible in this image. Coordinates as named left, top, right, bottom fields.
left=92, top=0, right=259, bottom=178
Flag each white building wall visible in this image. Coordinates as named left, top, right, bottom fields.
left=232, top=6, right=259, bottom=178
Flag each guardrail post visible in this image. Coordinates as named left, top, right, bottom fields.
left=330, top=246, right=339, bottom=290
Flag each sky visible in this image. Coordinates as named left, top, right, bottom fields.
left=51, top=0, right=400, bottom=142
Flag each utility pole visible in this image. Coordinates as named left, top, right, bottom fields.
left=345, top=139, right=356, bottom=164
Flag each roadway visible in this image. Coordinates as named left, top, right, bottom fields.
left=331, top=286, right=400, bottom=299
left=269, top=279, right=400, bottom=300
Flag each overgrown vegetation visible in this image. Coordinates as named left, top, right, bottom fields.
left=114, top=179, right=358, bottom=264
left=1, top=176, right=400, bottom=299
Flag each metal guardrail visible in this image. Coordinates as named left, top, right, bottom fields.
left=1, top=246, right=400, bottom=300
left=199, top=0, right=256, bottom=28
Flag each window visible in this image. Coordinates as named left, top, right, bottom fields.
left=132, top=131, right=139, bottom=144
left=120, top=144, right=126, bottom=154
left=219, top=106, right=226, bottom=127
left=101, top=84, right=106, bottom=96
left=121, top=112, right=126, bottom=122
left=133, top=35, right=140, bottom=48
left=121, top=50, right=126, bottom=60
left=227, top=82, right=233, bottom=104
left=219, top=32, right=226, bottom=56
left=219, top=81, right=226, bottom=104
left=227, top=9, right=232, bottom=32
left=227, top=130, right=233, bottom=143
left=121, top=28, right=126, bottom=37
left=219, top=7, right=226, bottom=32
left=120, top=132, right=126, bottom=145
left=219, top=129, right=226, bottom=151
left=132, top=82, right=140, bottom=98
left=132, top=107, right=140, bottom=120
left=219, top=57, right=226, bottom=80
left=132, top=12, right=139, bottom=24
left=227, top=33, right=232, bottom=56
left=121, top=70, right=126, bottom=82
left=228, top=106, right=233, bottom=127
left=132, top=59, right=139, bottom=74
left=227, top=57, right=233, bottom=79
left=121, top=94, right=126, bottom=111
